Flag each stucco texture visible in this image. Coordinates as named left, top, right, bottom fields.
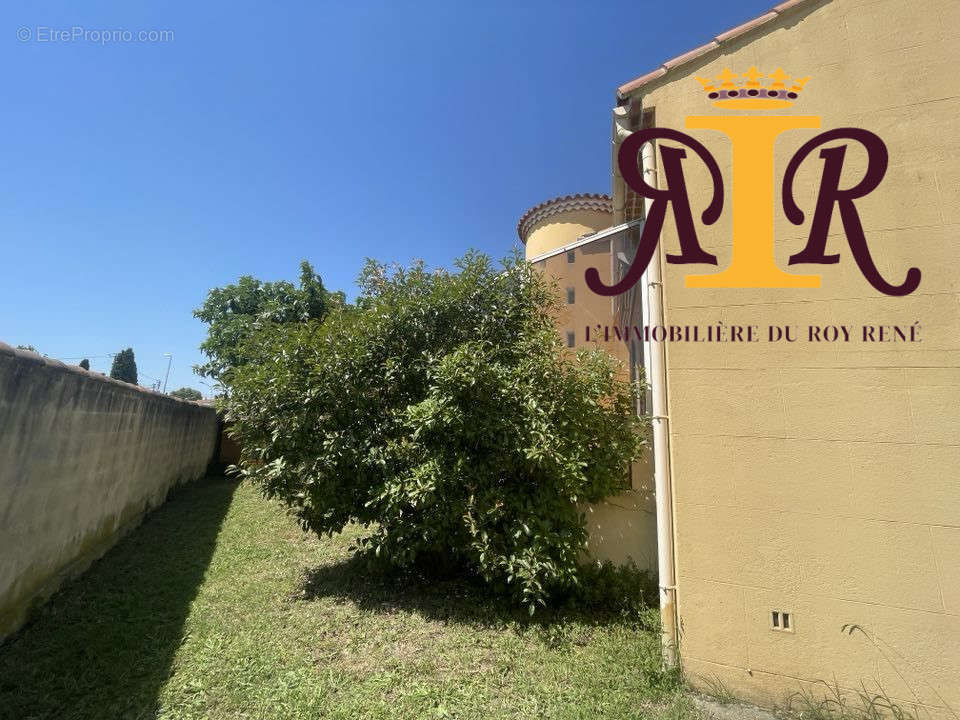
left=524, top=208, right=613, bottom=259
left=616, top=0, right=960, bottom=713
left=0, top=342, right=218, bottom=640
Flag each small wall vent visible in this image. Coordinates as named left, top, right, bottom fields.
left=770, top=610, right=794, bottom=632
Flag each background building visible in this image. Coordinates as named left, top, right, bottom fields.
left=517, top=193, right=657, bottom=569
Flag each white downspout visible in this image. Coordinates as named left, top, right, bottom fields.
left=613, top=104, right=679, bottom=666
left=640, top=139, right=680, bottom=667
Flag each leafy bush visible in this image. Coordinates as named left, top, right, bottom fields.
left=169, top=387, right=203, bottom=401
left=563, top=561, right=659, bottom=620
left=227, top=252, right=647, bottom=610
left=193, top=260, right=344, bottom=385
left=79, top=358, right=90, bottom=371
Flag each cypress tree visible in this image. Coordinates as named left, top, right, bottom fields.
left=109, top=348, right=138, bottom=384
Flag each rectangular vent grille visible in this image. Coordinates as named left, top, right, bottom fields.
left=771, top=610, right=794, bottom=632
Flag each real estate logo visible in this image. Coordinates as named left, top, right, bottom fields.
left=587, top=66, right=921, bottom=297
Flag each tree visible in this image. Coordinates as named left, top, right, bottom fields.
left=193, top=261, right=341, bottom=386
left=110, top=348, right=138, bottom=384
left=79, top=359, right=90, bottom=370
left=16, top=345, right=39, bottom=353
left=169, top=387, right=202, bottom=401
left=227, top=252, right=647, bottom=610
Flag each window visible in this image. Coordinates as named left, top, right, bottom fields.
left=566, top=331, right=575, bottom=348
left=566, top=287, right=575, bottom=304
left=566, top=249, right=575, bottom=263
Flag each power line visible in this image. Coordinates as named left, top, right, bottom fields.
left=59, top=354, right=117, bottom=360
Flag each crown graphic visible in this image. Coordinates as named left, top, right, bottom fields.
left=696, top=66, right=810, bottom=109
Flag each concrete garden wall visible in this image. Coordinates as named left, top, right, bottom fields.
left=0, top=342, right=219, bottom=640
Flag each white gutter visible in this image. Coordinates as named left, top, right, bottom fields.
left=639, top=138, right=680, bottom=667
left=526, top=219, right=644, bottom=265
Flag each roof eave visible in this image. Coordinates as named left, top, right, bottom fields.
left=616, top=0, right=816, bottom=99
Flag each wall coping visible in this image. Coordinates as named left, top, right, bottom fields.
left=0, top=340, right=209, bottom=408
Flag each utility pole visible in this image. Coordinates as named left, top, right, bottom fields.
left=162, top=353, right=172, bottom=394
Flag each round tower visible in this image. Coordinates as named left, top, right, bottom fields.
left=516, top=193, right=613, bottom=259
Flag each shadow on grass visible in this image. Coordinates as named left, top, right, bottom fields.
left=296, top=552, right=659, bottom=634
left=0, top=476, right=237, bottom=720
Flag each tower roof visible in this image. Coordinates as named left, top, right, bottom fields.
left=516, top=193, right=612, bottom=243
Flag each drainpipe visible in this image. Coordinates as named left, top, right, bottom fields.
left=640, top=138, right=680, bottom=667
left=613, top=103, right=679, bottom=666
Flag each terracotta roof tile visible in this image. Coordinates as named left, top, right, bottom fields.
left=617, top=0, right=816, bottom=97
left=714, top=11, right=779, bottom=42
left=622, top=67, right=667, bottom=92
left=516, top=193, right=612, bottom=243
left=773, top=0, right=810, bottom=11
left=662, top=41, right=719, bottom=70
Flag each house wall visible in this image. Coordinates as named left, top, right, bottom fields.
left=525, top=209, right=658, bottom=570
left=616, top=0, right=960, bottom=713
left=0, top=342, right=219, bottom=640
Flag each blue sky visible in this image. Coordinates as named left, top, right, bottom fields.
left=0, top=0, right=775, bottom=394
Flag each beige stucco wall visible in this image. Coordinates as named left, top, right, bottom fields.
left=526, top=211, right=658, bottom=570
left=616, top=0, right=960, bottom=712
left=0, top=342, right=219, bottom=640
left=524, top=208, right=613, bottom=258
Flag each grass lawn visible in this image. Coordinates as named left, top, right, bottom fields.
left=0, top=477, right=701, bottom=720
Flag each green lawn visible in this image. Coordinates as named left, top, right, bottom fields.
left=0, top=477, right=700, bottom=720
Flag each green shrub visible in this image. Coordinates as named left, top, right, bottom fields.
left=564, top=561, right=659, bottom=620
left=193, top=260, right=342, bottom=386
left=227, top=252, right=647, bottom=610
left=169, top=387, right=203, bottom=401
